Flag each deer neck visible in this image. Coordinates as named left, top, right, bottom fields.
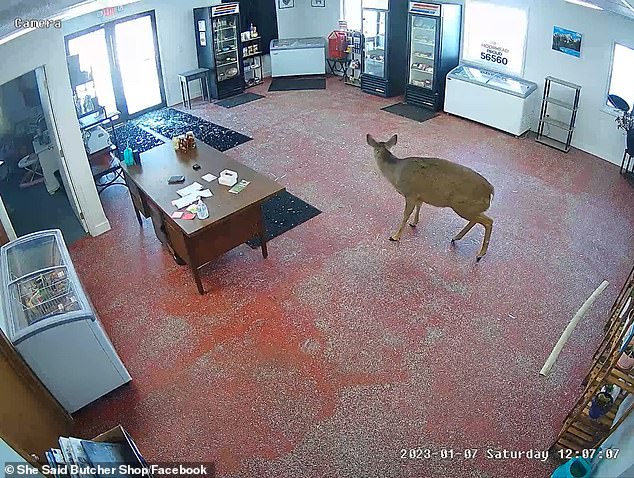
left=375, top=149, right=401, bottom=180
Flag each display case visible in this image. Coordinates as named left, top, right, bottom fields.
left=0, top=230, right=131, bottom=412
left=194, top=3, right=244, bottom=99
left=360, top=0, right=408, bottom=97
left=405, top=1, right=462, bottom=111
left=444, top=64, right=539, bottom=136
left=270, top=38, right=326, bottom=77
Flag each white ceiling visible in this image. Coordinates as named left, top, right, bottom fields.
left=573, top=0, right=634, bottom=19
left=0, top=0, right=140, bottom=44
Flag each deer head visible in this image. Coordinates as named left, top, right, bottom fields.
left=367, top=134, right=398, bottom=163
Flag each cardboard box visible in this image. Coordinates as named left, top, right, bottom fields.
left=91, top=426, right=152, bottom=478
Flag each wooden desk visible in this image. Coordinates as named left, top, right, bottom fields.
left=122, top=142, right=284, bottom=294
left=178, top=68, right=210, bottom=108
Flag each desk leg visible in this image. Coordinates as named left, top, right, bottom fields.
left=259, top=207, right=268, bottom=259
left=191, top=266, right=205, bottom=295
left=185, top=81, right=191, bottom=109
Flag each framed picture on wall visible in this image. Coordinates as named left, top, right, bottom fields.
left=552, top=26, right=582, bottom=58
left=311, top=0, right=326, bottom=6
left=279, top=0, right=294, bottom=9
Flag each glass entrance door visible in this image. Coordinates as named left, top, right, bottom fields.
left=363, top=8, right=387, bottom=78
left=114, top=15, right=164, bottom=115
left=65, top=11, right=165, bottom=120
left=409, top=15, right=437, bottom=89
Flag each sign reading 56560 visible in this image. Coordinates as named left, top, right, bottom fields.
left=480, top=52, right=508, bottom=65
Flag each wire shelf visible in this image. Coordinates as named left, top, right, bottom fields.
left=15, top=267, right=81, bottom=325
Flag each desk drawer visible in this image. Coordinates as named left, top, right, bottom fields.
left=125, top=176, right=150, bottom=218
left=186, top=205, right=262, bottom=267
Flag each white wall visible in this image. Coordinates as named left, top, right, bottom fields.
left=522, top=0, right=633, bottom=166
left=0, top=27, right=110, bottom=237
left=62, top=0, right=223, bottom=105
left=276, top=0, right=341, bottom=39
left=592, top=394, right=634, bottom=477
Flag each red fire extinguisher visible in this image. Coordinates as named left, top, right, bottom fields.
left=328, top=30, right=348, bottom=60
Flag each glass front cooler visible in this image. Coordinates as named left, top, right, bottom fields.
left=409, top=15, right=436, bottom=90
left=213, top=15, right=240, bottom=82
left=363, top=9, right=387, bottom=78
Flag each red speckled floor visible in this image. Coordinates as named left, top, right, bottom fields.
left=69, top=77, right=634, bottom=478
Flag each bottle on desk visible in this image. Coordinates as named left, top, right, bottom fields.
left=196, top=199, right=209, bottom=220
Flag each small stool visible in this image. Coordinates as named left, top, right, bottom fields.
left=621, top=148, right=633, bottom=175
left=178, top=68, right=211, bottom=108
left=326, top=58, right=347, bottom=78
left=18, top=153, right=44, bottom=188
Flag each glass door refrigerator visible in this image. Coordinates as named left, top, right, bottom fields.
left=194, top=3, right=244, bottom=99
left=360, top=0, right=408, bottom=98
left=405, top=2, right=462, bottom=110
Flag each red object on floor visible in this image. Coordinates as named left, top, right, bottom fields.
left=328, top=31, right=348, bottom=60
left=69, top=78, right=634, bottom=478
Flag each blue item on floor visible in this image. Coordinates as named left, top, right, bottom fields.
left=551, top=457, right=591, bottom=478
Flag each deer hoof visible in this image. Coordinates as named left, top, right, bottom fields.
left=476, top=255, right=484, bottom=262
left=409, top=223, right=417, bottom=228
left=389, top=235, right=400, bottom=242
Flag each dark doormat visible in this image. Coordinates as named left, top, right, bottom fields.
left=135, top=108, right=252, bottom=152
left=268, top=77, right=326, bottom=92
left=246, top=190, right=321, bottom=248
left=114, top=122, right=164, bottom=156
left=381, top=103, right=438, bottom=123
left=216, top=92, right=264, bottom=108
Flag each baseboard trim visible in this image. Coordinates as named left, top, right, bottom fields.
left=89, top=220, right=111, bottom=237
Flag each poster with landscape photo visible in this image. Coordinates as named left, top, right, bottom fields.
left=552, top=26, right=582, bottom=58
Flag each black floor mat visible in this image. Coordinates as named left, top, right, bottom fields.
left=268, top=77, right=326, bottom=92
left=114, top=122, right=164, bottom=157
left=216, top=92, right=264, bottom=108
left=135, top=108, right=252, bottom=152
left=246, top=190, right=321, bottom=248
left=381, top=103, right=438, bottom=123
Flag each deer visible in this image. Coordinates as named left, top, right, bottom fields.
left=366, top=134, right=494, bottom=261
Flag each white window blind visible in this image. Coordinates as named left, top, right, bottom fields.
left=608, top=43, right=634, bottom=111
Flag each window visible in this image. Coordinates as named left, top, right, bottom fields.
left=462, top=0, right=529, bottom=76
left=341, top=0, right=362, bottom=31
left=607, top=43, right=634, bottom=111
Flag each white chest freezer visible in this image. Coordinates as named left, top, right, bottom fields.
left=444, top=64, right=539, bottom=136
left=270, top=37, right=326, bottom=77
left=0, top=230, right=131, bottom=413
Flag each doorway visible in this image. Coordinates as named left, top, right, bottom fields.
left=65, top=11, right=166, bottom=121
left=0, top=68, right=87, bottom=245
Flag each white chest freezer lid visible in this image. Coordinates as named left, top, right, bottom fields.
left=0, top=230, right=90, bottom=341
left=271, top=37, right=326, bottom=50
left=448, top=64, right=537, bottom=98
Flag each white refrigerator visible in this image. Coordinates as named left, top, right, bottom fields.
left=0, top=230, right=131, bottom=413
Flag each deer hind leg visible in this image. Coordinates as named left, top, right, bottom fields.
left=390, top=198, right=416, bottom=242
left=451, top=220, right=477, bottom=243
left=474, top=213, right=494, bottom=261
left=409, top=202, right=422, bottom=227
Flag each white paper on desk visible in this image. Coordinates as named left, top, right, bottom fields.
left=176, top=182, right=204, bottom=197
left=201, top=173, right=217, bottom=183
left=172, top=192, right=202, bottom=209
left=199, top=189, right=213, bottom=197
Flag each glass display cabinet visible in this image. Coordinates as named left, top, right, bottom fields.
left=194, top=3, right=245, bottom=99
left=405, top=1, right=462, bottom=111
left=360, top=0, right=408, bottom=97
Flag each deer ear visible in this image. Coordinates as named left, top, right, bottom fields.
left=386, top=134, right=398, bottom=148
left=366, top=134, right=378, bottom=148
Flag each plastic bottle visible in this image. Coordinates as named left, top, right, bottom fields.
left=196, top=199, right=209, bottom=220
left=123, top=146, right=134, bottom=166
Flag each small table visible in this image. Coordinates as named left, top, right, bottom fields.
left=178, top=68, right=211, bottom=108
left=122, top=142, right=284, bottom=294
left=326, top=58, right=347, bottom=78
left=79, top=109, right=123, bottom=193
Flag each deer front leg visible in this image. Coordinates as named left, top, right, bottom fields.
left=409, top=203, right=422, bottom=227
left=451, top=220, right=476, bottom=243
left=390, top=198, right=416, bottom=242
